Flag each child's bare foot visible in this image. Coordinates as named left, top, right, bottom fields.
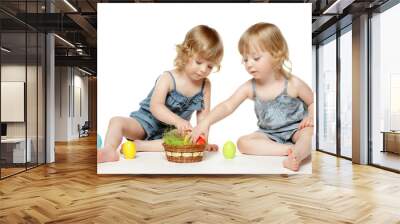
left=283, top=148, right=300, bottom=171
left=205, top=144, right=219, bottom=152
left=97, top=148, right=120, bottom=163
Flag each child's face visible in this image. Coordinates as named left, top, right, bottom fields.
left=184, top=55, right=215, bottom=81
left=242, top=47, right=275, bottom=79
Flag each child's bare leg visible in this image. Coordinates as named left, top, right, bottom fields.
left=237, top=132, right=291, bottom=156
left=135, top=139, right=163, bottom=152
left=283, top=127, right=313, bottom=171
left=292, top=127, right=313, bottom=161
left=97, top=116, right=145, bottom=163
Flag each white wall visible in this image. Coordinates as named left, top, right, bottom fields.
left=72, top=71, right=89, bottom=138
left=55, top=67, right=69, bottom=141
left=55, top=66, right=89, bottom=141
left=1, top=65, right=35, bottom=137
left=1, top=64, right=45, bottom=163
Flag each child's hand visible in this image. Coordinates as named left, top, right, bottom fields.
left=205, top=144, right=219, bottom=152
left=174, top=119, right=192, bottom=136
left=299, top=115, right=314, bottom=129
left=191, top=122, right=209, bottom=144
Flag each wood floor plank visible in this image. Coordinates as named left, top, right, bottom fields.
left=0, top=134, right=399, bottom=223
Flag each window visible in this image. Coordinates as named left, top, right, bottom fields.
left=0, top=2, right=47, bottom=179
left=339, top=28, right=352, bottom=158
left=371, top=2, right=400, bottom=171
left=317, top=36, right=337, bottom=154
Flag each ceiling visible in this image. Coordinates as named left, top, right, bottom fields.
left=0, top=0, right=391, bottom=75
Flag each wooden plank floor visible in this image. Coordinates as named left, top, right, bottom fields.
left=1, top=135, right=400, bottom=223
left=1, top=167, right=26, bottom=178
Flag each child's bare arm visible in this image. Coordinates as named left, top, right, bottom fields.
left=196, top=79, right=211, bottom=137
left=191, top=80, right=252, bottom=141
left=150, top=73, right=192, bottom=133
left=294, top=76, right=314, bottom=128
left=196, top=80, right=219, bottom=151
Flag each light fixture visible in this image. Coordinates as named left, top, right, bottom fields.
left=54, top=34, right=75, bottom=48
left=78, top=67, right=92, bottom=76
left=1, top=47, right=11, bottom=53
left=76, top=48, right=86, bottom=55
left=63, top=0, right=78, bottom=12
left=322, top=0, right=355, bottom=15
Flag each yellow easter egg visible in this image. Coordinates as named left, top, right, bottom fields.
left=184, top=134, right=191, bottom=145
left=122, top=141, right=136, bottom=159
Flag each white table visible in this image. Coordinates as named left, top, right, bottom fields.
left=1, top=138, right=31, bottom=163
left=98, top=151, right=312, bottom=175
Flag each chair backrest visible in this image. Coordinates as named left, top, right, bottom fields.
left=82, top=121, right=90, bottom=129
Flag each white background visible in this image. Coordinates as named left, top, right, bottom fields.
left=98, top=3, right=311, bottom=148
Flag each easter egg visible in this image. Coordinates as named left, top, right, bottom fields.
left=122, top=140, right=136, bottom=159
left=196, top=134, right=206, bottom=145
left=97, top=134, right=103, bottom=148
left=223, top=140, right=236, bottom=159
left=184, top=134, right=191, bottom=145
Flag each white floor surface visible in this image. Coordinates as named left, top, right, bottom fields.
left=98, top=151, right=312, bottom=174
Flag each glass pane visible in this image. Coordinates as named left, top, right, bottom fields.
left=340, top=29, right=352, bottom=158
left=1, top=31, right=27, bottom=177
left=38, top=33, right=45, bottom=165
left=27, top=31, right=38, bottom=169
left=317, top=37, right=337, bottom=154
left=371, top=3, right=400, bottom=171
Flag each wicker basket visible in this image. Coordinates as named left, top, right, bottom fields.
left=162, top=143, right=206, bottom=163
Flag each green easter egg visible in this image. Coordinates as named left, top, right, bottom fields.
left=223, top=140, right=236, bottom=159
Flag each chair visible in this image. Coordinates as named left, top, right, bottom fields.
left=79, top=121, right=90, bottom=138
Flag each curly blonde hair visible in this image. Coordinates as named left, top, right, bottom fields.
left=238, top=22, right=292, bottom=79
left=175, top=25, right=223, bottom=72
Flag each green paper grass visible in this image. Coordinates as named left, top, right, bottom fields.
left=162, top=129, right=190, bottom=146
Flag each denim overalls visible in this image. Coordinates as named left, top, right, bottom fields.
left=253, top=78, right=308, bottom=144
left=130, top=71, right=205, bottom=140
